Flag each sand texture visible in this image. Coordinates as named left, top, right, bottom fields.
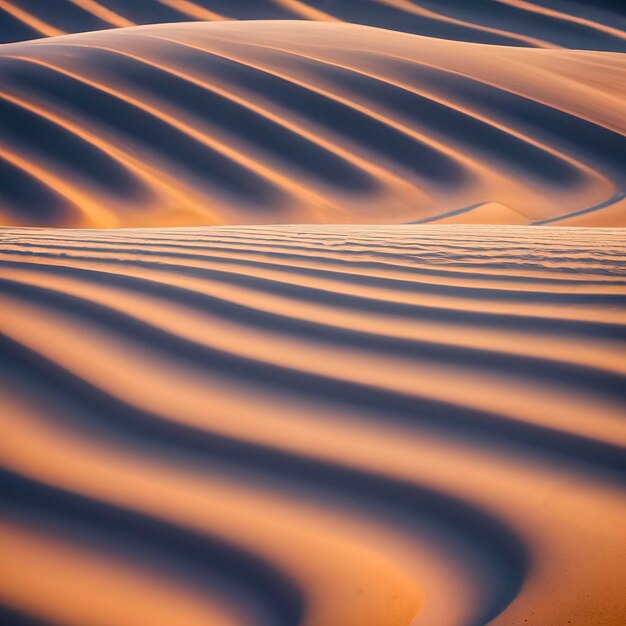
left=0, top=18, right=624, bottom=227
left=1, top=225, right=626, bottom=625
left=1, top=2, right=625, bottom=626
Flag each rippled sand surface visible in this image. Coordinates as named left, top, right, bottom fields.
left=0, top=18, right=624, bottom=227
left=1, top=2, right=625, bottom=625
left=1, top=225, right=625, bottom=625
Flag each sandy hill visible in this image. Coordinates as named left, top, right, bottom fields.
left=0, top=20, right=624, bottom=227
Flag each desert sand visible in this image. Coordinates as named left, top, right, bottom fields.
left=0, top=18, right=624, bottom=227
left=1, top=225, right=625, bottom=625
left=0, top=2, right=625, bottom=626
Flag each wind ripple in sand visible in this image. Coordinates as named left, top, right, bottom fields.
left=1, top=224, right=625, bottom=626
left=0, top=20, right=624, bottom=228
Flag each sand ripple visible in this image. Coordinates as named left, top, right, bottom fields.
left=1, top=225, right=625, bottom=625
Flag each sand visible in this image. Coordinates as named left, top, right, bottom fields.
left=0, top=3, right=625, bottom=625
left=1, top=225, right=625, bottom=625
left=0, top=19, right=624, bottom=227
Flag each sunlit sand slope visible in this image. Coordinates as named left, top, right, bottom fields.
left=1, top=225, right=625, bottom=626
left=0, top=21, right=624, bottom=227
left=1, top=0, right=625, bottom=50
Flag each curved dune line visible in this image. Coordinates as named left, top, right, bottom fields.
left=0, top=288, right=620, bottom=623
left=226, top=23, right=626, bottom=134
left=1, top=225, right=625, bottom=625
left=0, top=144, right=118, bottom=227
left=0, top=386, right=514, bottom=626
left=1, top=369, right=622, bottom=626
left=272, top=0, right=339, bottom=22
left=192, top=38, right=528, bottom=195
left=164, top=35, right=481, bottom=179
left=0, top=21, right=624, bottom=226
left=68, top=0, right=135, bottom=28
left=4, top=239, right=624, bottom=326
left=2, top=292, right=616, bottom=502
left=376, top=0, right=557, bottom=48
left=375, top=46, right=626, bottom=135
left=138, top=34, right=478, bottom=215
left=2, top=266, right=625, bottom=451
left=11, top=302, right=616, bottom=624
left=4, top=252, right=624, bottom=382
left=495, top=0, right=626, bottom=42
left=2, top=246, right=616, bottom=456
left=148, top=35, right=465, bottom=177
left=232, top=38, right=614, bottom=216
left=54, top=39, right=405, bottom=213
left=536, top=191, right=626, bottom=227
left=0, top=521, right=248, bottom=626
left=157, top=0, right=229, bottom=21
left=3, top=280, right=616, bottom=478
left=559, top=199, right=626, bottom=228
left=2, top=55, right=316, bottom=207
left=0, top=1, right=64, bottom=37
left=126, top=36, right=415, bottom=199
left=9, top=44, right=397, bottom=221
left=0, top=90, right=219, bottom=226
left=1, top=308, right=608, bottom=495
left=212, top=21, right=626, bottom=131
left=281, top=47, right=614, bottom=183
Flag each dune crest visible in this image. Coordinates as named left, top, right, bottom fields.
left=0, top=20, right=624, bottom=227
left=417, top=202, right=529, bottom=224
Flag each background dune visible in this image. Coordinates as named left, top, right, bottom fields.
left=1, top=0, right=625, bottom=50
left=0, top=18, right=624, bottom=227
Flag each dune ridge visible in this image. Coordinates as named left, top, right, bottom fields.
left=0, top=19, right=624, bottom=228
left=1, top=0, right=625, bottom=50
left=1, top=224, right=625, bottom=625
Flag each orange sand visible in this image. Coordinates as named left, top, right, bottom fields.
left=1, top=225, right=625, bottom=625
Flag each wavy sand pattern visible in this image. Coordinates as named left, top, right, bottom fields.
left=1, top=0, right=625, bottom=50
left=1, top=2, right=625, bottom=626
left=1, top=225, right=625, bottom=625
left=0, top=17, right=624, bottom=227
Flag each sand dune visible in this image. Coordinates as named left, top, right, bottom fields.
left=1, top=225, right=625, bottom=625
left=0, top=19, right=624, bottom=227
left=1, top=0, right=625, bottom=50
left=0, top=3, right=624, bottom=626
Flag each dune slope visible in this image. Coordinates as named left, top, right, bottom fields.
left=0, top=20, right=624, bottom=227
left=1, top=224, right=625, bottom=626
